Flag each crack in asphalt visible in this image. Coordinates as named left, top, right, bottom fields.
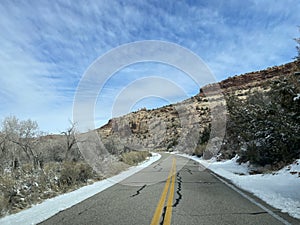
left=153, top=163, right=161, bottom=169
left=185, top=168, right=193, bottom=175
left=159, top=206, right=167, bottom=225
left=76, top=201, right=100, bottom=216
left=182, top=211, right=270, bottom=217
left=159, top=172, right=182, bottom=224
left=248, top=211, right=269, bottom=215
left=183, top=181, right=217, bottom=184
left=130, top=185, right=147, bottom=197
left=78, top=208, right=88, bottom=216
left=173, top=172, right=182, bottom=208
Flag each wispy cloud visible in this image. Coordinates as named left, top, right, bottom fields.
left=0, top=0, right=299, bottom=132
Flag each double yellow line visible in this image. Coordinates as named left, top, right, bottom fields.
left=150, top=158, right=176, bottom=225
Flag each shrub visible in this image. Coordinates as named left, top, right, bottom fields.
left=193, top=125, right=211, bottom=157
left=120, top=151, right=151, bottom=166
left=225, top=75, right=300, bottom=168
left=0, top=174, right=15, bottom=216
left=59, top=162, right=94, bottom=189
left=194, top=144, right=206, bottom=157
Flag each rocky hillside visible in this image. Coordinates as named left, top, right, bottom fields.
left=97, top=60, right=300, bottom=159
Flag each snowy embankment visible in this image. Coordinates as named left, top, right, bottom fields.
left=176, top=153, right=300, bottom=219
left=0, top=153, right=161, bottom=225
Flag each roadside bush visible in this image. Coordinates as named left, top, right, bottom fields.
left=59, top=162, right=94, bottom=189
left=0, top=161, right=99, bottom=217
left=0, top=174, right=15, bottom=216
left=193, top=125, right=210, bottom=157
left=167, top=139, right=178, bottom=150
left=225, top=74, right=300, bottom=168
left=194, top=144, right=206, bottom=157
left=120, top=151, right=151, bottom=166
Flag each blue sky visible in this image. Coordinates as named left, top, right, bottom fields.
left=0, top=0, right=299, bottom=133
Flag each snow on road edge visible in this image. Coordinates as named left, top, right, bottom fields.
left=175, top=153, right=300, bottom=219
left=0, top=152, right=161, bottom=225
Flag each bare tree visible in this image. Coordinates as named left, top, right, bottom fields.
left=1, top=116, right=20, bottom=169
left=294, top=28, right=300, bottom=61
left=0, top=131, right=10, bottom=169
left=61, top=121, right=77, bottom=161
left=1, top=116, right=41, bottom=168
left=295, top=39, right=300, bottom=61
left=0, top=132, right=7, bottom=155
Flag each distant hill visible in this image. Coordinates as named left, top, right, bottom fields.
left=97, top=60, right=300, bottom=161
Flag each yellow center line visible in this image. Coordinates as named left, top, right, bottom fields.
left=163, top=158, right=176, bottom=225
left=150, top=157, right=176, bottom=225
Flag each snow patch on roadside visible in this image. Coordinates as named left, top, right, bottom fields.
left=0, top=152, right=161, bottom=225
left=176, top=153, right=300, bottom=219
left=293, top=93, right=300, bottom=101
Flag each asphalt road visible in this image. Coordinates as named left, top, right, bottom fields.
left=39, top=153, right=300, bottom=225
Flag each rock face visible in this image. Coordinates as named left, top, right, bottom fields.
left=218, top=61, right=299, bottom=92
left=96, top=60, right=300, bottom=157
left=98, top=99, right=213, bottom=154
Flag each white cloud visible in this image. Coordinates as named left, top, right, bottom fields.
left=110, top=76, right=189, bottom=117
left=0, top=0, right=299, bottom=132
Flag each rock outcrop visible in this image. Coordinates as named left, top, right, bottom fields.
left=96, top=60, right=300, bottom=157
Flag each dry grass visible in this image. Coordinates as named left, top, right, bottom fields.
left=120, top=151, right=151, bottom=166
left=193, top=144, right=206, bottom=157
left=0, top=151, right=152, bottom=217
left=0, top=161, right=99, bottom=217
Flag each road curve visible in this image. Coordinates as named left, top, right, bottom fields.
left=39, top=153, right=299, bottom=225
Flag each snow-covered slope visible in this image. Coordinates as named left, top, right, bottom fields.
left=0, top=153, right=161, bottom=225
left=176, top=153, right=300, bottom=219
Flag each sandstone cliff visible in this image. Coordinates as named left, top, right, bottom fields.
left=96, top=60, right=300, bottom=158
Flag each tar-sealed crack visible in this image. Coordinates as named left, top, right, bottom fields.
left=78, top=208, right=89, bottom=216
left=159, top=172, right=183, bottom=224
left=172, top=172, right=182, bottom=208
left=130, top=184, right=147, bottom=197
left=248, top=211, right=268, bottom=215
left=183, top=211, right=269, bottom=217
left=159, top=206, right=167, bottom=225
left=154, top=163, right=161, bottom=169
left=185, top=168, right=193, bottom=175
